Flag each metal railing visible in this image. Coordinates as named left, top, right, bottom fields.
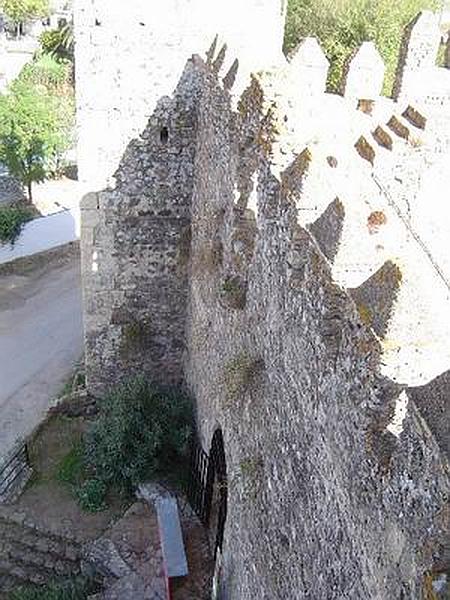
left=0, top=441, right=30, bottom=502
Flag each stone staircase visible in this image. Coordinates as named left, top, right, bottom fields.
left=0, top=512, right=82, bottom=593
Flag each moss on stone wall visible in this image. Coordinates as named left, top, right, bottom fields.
left=223, top=352, right=264, bottom=401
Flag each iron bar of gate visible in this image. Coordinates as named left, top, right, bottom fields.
left=187, top=438, right=210, bottom=526
left=186, top=431, right=228, bottom=561
left=209, top=429, right=228, bottom=558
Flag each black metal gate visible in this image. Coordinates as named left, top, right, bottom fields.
left=187, top=437, right=210, bottom=525
left=187, top=429, right=228, bottom=560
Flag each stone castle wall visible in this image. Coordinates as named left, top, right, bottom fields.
left=78, top=9, right=450, bottom=597
left=80, top=63, right=206, bottom=396
left=184, top=57, right=448, bottom=598
left=80, top=49, right=449, bottom=597
left=74, top=0, right=286, bottom=190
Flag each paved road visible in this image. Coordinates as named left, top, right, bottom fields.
left=0, top=257, right=83, bottom=457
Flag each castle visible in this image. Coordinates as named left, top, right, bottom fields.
left=76, top=3, right=450, bottom=597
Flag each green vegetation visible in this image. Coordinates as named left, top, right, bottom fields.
left=75, top=478, right=108, bottom=513
left=221, top=275, right=247, bottom=310
left=85, top=378, right=194, bottom=495
left=20, top=54, right=72, bottom=90
left=56, top=446, right=107, bottom=513
left=0, top=56, right=74, bottom=201
left=56, top=443, right=84, bottom=485
left=285, top=0, right=441, bottom=94
left=0, top=0, right=49, bottom=37
left=0, top=205, right=34, bottom=243
left=9, top=577, right=97, bottom=600
left=223, top=352, right=264, bottom=399
left=40, top=22, right=74, bottom=62
left=54, top=379, right=193, bottom=512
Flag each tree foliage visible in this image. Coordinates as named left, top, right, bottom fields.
left=285, top=0, right=442, bottom=94
left=0, top=205, right=34, bottom=243
left=0, top=0, right=49, bottom=25
left=19, top=53, right=72, bottom=89
left=85, top=378, right=194, bottom=494
left=40, top=22, right=74, bottom=62
left=0, top=67, right=74, bottom=200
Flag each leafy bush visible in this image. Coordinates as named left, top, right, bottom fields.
left=19, top=54, right=72, bottom=91
left=285, top=0, right=441, bottom=94
left=0, top=205, right=34, bottom=243
left=40, top=23, right=74, bottom=62
left=85, top=378, right=194, bottom=494
left=9, top=577, right=96, bottom=600
left=76, top=478, right=107, bottom=513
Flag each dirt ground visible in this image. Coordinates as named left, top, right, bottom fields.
left=15, top=415, right=127, bottom=544
left=7, top=415, right=214, bottom=598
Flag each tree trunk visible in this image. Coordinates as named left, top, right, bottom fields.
left=27, top=181, right=32, bottom=203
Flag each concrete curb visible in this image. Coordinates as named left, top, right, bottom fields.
left=0, top=241, right=80, bottom=278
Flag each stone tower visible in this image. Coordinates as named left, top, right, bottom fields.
left=74, top=0, right=287, bottom=189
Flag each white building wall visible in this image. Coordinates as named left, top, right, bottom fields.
left=0, top=208, right=80, bottom=264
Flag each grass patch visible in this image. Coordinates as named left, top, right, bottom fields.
left=27, top=415, right=85, bottom=484
left=56, top=443, right=84, bottom=485
left=0, top=205, right=34, bottom=243
left=9, top=576, right=98, bottom=600
left=55, top=440, right=107, bottom=513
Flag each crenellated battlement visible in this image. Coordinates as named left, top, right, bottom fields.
left=75, top=4, right=450, bottom=190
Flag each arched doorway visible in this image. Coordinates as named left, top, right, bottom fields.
left=205, top=428, right=228, bottom=560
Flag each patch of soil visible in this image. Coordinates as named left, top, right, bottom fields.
left=17, top=415, right=127, bottom=543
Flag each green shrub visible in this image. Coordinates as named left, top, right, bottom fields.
left=40, top=23, right=74, bottom=62
left=285, top=0, right=441, bottom=94
left=85, top=378, right=194, bottom=494
left=0, top=205, right=34, bottom=243
left=19, top=54, right=72, bottom=91
left=9, top=576, right=96, bottom=600
left=76, top=478, right=107, bottom=513
left=57, top=444, right=84, bottom=485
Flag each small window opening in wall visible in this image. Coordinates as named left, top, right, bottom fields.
left=160, top=127, right=169, bottom=144
left=95, top=18, right=101, bottom=26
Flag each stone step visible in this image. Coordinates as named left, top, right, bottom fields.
left=0, top=569, right=25, bottom=592
left=0, top=517, right=81, bottom=558
left=5, top=541, right=81, bottom=577
left=0, top=557, right=47, bottom=586
left=0, top=514, right=83, bottom=593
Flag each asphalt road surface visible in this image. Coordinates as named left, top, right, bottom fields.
left=0, top=255, right=83, bottom=457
